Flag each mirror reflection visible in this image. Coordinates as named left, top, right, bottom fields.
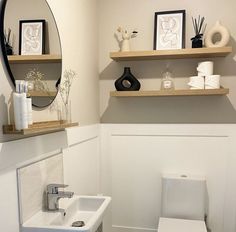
left=2, top=0, right=62, bottom=108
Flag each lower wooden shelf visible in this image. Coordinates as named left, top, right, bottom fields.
left=3, top=120, right=78, bottom=136
left=110, top=88, right=229, bottom=97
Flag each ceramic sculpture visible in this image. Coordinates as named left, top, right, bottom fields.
left=115, top=67, right=141, bottom=91
left=205, top=21, right=230, bottom=48
left=117, top=26, right=138, bottom=52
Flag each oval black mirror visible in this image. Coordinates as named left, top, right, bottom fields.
left=0, top=0, right=62, bottom=108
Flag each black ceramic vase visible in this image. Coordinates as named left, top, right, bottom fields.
left=115, top=67, right=141, bottom=91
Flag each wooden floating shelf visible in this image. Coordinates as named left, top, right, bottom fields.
left=8, top=54, right=62, bottom=64
left=3, top=120, right=78, bottom=136
left=29, top=90, right=57, bottom=97
left=110, top=88, right=229, bottom=97
left=110, top=47, right=232, bottom=61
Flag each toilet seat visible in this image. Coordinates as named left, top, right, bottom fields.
left=158, top=217, right=207, bottom=232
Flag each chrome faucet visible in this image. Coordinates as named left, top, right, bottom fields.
left=46, top=184, right=74, bottom=211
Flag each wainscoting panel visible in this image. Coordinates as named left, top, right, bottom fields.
left=63, top=124, right=100, bottom=195
left=100, top=124, right=236, bottom=232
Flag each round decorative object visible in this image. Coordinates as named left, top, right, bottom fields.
left=205, top=21, right=230, bottom=48
left=115, top=67, right=141, bottom=91
left=0, top=0, right=62, bottom=108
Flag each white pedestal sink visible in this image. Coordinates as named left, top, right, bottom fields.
left=22, top=195, right=111, bottom=232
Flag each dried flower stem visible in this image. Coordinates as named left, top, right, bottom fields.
left=59, top=69, right=77, bottom=107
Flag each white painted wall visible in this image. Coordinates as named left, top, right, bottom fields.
left=100, top=124, right=236, bottom=232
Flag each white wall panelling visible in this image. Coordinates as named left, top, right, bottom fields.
left=100, top=124, right=236, bottom=232
left=0, top=130, right=67, bottom=232
left=0, top=122, right=236, bottom=232
left=0, top=131, right=67, bottom=172
left=0, top=124, right=100, bottom=232
left=63, top=124, right=100, bottom=195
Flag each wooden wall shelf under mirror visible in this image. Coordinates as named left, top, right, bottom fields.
left=110, top=47, right=232, bottom=61
left=8, top=54, right=62, bottom=64
left=28, top=91, right=57, bottom=97
left=3, top=120, right=79, bottom=136
left=110, top=88, right=229, bottom=97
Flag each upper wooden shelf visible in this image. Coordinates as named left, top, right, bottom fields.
left=110, top=47, right=232, bottom=61
left=8, top=54, right=62, bottom=64
left=110, top=88, right=229, bottom=97
left=29, top=90, right=57, bottom=97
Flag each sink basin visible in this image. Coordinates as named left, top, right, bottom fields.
left=22, top=195, right=111, bottom=232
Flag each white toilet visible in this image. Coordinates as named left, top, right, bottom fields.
left=158, top=173, right=208, bottom=232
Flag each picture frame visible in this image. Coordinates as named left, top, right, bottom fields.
left=19, top=19, right=45, bottom=55
left=154, top=10, right=186, bottom=50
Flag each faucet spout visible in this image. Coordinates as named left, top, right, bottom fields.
left=58, top=191, right=74, bottom=198
left=46, top=184, right=74, bottom=211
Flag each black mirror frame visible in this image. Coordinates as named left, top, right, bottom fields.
left=0, top=0, right=15, bottom=87
left=0, top=0, right=63, bottom=108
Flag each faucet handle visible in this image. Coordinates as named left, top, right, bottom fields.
left=47, top=184, right=69, bottom=194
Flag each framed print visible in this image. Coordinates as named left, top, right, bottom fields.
left=19, top=20, right=45, bottom=55
left=154, top=10, right=186, bottom=50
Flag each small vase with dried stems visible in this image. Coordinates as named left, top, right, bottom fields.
left=59, top=70, right=77, bottom=123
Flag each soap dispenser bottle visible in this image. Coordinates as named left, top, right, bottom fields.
left=25, top=81, right=33, bottom=125
left=13, top=81, right=28, bottom=130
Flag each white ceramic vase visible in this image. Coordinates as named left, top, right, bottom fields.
left=205, top=21, right=230, bottom=48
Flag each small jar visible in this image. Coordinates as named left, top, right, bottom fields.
left=161, top=68, right=174, bottom=90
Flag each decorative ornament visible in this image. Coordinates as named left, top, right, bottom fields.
left=191, top=15, right=207, bottom=48
left=115, top=67, right=141, bottom=91
left=116, top=27, right=138, bottom=52
left=205, top=21, right=230, bottom=48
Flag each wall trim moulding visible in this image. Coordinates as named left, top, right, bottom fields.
left=65, top=124, right=100, bottom=147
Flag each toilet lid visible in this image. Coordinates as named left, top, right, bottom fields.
left=158, top=217, right=207, bottom=232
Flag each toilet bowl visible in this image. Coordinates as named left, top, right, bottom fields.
left=158, top=174, right=208, bottom=232
left=158, top=217, right=207, bottom=232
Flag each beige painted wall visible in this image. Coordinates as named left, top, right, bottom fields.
left=0, top=0, right=99, bottom=142
left=99, top=0, right=236, bottom=123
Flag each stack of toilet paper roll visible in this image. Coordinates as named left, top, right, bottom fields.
left=188, top=61, right=221, bottom=89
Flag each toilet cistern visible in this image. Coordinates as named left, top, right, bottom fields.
left=46, top=183, right=74, bottom=211
left=158, top=173, right=208, bottom=232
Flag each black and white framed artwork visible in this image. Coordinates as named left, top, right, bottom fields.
left=19, top=19, right=45, bottom=55
left=154, top=10, right=186, bottom=50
